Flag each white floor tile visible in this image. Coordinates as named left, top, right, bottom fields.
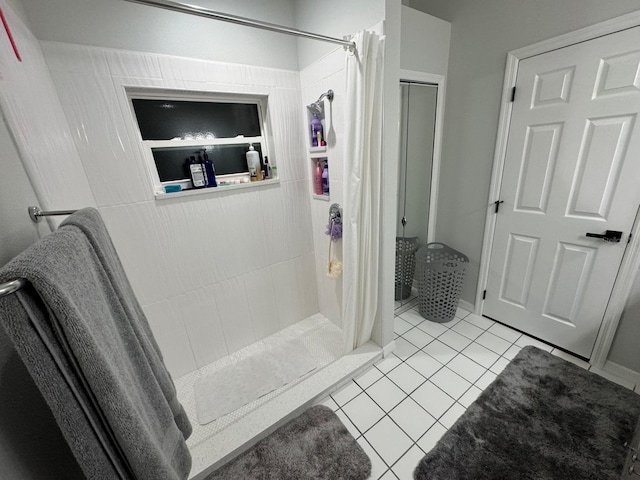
left=455, top=307, right=471, bottom=319
left=475, top=370, right=497, bottom=390
left=429, top=367, right=473, bottom=400
left=364, top=416, right=413, bottom=466
left=461, top=342, right=500, bottom=369
left=459, top=385, right=482, bottom=408
left=356, top=436, right=389, bottom=480
left=515, top=335, right=553, bottom=352
left=405, top=351, right=442, bottom=379
left=376, top=354, right=402, bottom=374
left=394, top=337, right=420, bottom=360
left=331, top=380, right=363, bottom=406
left=438, top=329, right=473, bottom=351
left=488, top=323, right=522, bottom=343
left=416, top=422, right=447, bottom=453
left=394, top=316, right=413, bottom=335
left=403, top=327, right=434, bottom=349
left=391, top=445, right=426, bottom=480
left=463, top=313, right=495, bottom=330
left=341, top=392, right=385, bottom=434
left=365, top=377, right=407, bottom=412
left=415, top=319, right=448, bottom=338
left=389, top=397, right=436, bottom=441
left=447, top=354, right=487, bottom=383
left=335, top=409, right=361, bottom=440
left=379, top=469, right=399, bottom=479
left=550, top=348, right=590, bottom=369
left=422, top=340, right=457, bottom=365
left=489, top=356, right=511, bottom=375
left=475, top=331, right=512, bottom=355
left=440, top=316, right=462, bottom=328
left=399, top=308, right=425, bottom=326
left=354, top=366, right=384, bottom=390
left=411, top=381, right=455, bottom=419
left=503, top=344, right=522, bottom=360
left=451, top=320, right=484, bottom=340
left=439, top=403, right=466, bottom=429
left=386, top=362, right=426, bottom=394
left=316, top=396, right=339, bottom=411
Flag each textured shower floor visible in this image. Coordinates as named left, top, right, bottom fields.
left=176, top=314, right=342, bottom=447
left=177, top=314, right=382, bottom=479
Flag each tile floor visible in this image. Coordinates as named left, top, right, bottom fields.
left=316, top=304, right=640, bottom=479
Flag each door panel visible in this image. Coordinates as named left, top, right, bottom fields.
left=484, top=26, right=640, bottom=358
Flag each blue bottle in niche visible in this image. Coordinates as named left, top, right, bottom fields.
left=203, top=151, right=217, bottom=187
left=322, top=162, right=329, bottom=195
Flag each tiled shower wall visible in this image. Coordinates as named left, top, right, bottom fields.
left=42, top=42, right=319, bottom=377
left=300, top=48, right=347, bottom=329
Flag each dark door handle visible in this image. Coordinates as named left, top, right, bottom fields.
left=585, top=230, right=623, bottom=243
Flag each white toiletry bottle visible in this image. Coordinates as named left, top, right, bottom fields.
left=246, top=144, right=262, bottom=182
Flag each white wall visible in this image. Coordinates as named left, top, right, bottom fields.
left=407, top=0, right=640, bottom=371
left=43, top=42, right=318, bottom=378
left=400, top=5, right=450, bottom=75
left=294, top=0, right=386, bottom=70
left=407, top=0, right=640, bottom=305
left=609, top=268, right=640, bottom=372
left=18, top=0, right=300, bottom=70
left=0, top=2, right=93, bottom=478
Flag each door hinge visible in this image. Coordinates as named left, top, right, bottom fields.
left=510, top=86, right=516, bottom=102
left=629, top=233, right=633, bottom=244
left=483, top=290, right=487, bottom=300
left=494, top=200, right=504, bottom=213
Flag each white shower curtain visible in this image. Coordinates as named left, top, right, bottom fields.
left=342, top=30, right=385, bottom=353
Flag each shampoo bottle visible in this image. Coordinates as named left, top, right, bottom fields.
left=246, top=144, right=262, bottom=182
left=314, top=159, right=323, bottom=195
left=310, top=114, right=323, bottom=147
left=187, top=155, right=206, bottom=189
left=263, top=155, right=271, bottom=179
left=203, top=151, right=217, bottom=187
left=322, top=162, right=329, bottom=195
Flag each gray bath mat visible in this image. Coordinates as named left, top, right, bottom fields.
left=194, top=338, right=316, bottom=424
left=414, top=346, right=640, bottom=479
left=205, top=405, right=371, bottom=480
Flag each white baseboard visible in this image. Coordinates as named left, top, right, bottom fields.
left=458, top=299, right=476, bottom=315
left=382, top=340, right=396, bottom=357
left=602, top=360, right=640, bottom=389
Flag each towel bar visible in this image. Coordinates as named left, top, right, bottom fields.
left=28, top=206, right=77, bottom=223
left=0, top=278, right=27, bottom=298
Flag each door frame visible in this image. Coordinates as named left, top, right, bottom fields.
left=476, top=11, right=640, bottom=368
left=399, top=70, right=446, bottom=244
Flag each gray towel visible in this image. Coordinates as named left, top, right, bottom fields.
left=62, top=208, right=192, bottom=438
left=0, top=216, right=192, bottom=479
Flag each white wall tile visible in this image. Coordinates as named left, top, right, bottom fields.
left=242, top=267, right=281, bottom=340
left=295, top=252, right=320, bottom=319
left=143, top=299, right=196, bottom=378
left=174, top=286, right=229, bottom=369
left=212, top=277, right=256, bottom=355
left=270, top=259, right=302, bottom=330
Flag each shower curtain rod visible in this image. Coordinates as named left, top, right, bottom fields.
left=123, top=0, right=357, bottom=52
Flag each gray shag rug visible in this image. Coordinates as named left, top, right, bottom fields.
left=205, top=405, right=371, bottom=480
left=414, top=346, right=640, bottom=480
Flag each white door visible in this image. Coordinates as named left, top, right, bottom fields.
left=484, top=26, right=640, bottom=358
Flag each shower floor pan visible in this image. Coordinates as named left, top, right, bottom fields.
left=175, top=314, right=382, bottom=479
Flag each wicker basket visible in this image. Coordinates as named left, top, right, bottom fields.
left=395, top=237, right=419, bottom=300
left=416, top=243, right=468, bottom=322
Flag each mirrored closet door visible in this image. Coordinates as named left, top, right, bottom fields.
left=395, top=81, right=438, bottom=310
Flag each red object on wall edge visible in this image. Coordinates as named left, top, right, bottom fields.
left=0, top=8, right=22, bottom=62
